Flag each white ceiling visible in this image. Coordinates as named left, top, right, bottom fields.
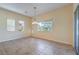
left=0, top=3, right=69, bottom=17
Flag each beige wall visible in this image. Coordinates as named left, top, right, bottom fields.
left=0, top=7, right=32, bottom=42
left=32, top=4, right=73, bottom=46
left=73, top=3, right=79, bottom=12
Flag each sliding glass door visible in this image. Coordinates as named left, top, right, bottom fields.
left=74, top=5, right=79, bottom=55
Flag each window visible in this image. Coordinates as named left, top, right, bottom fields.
left=37, top=21, right=53, bottom=32
left=18, top=20, right=24, bottom=31
left=7, top=19, right=15, bottom=31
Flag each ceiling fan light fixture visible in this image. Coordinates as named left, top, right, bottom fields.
left=32, top=6, right=38, bottom=25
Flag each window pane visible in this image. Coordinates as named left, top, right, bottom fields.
left=18, top=20, right=24, bottom=31
left=7, top=19, right=15, bottom=31
left=38, top=21, right=52, bottom=32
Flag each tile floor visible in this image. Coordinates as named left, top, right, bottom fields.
left=0, top=37, right=76, bottom=55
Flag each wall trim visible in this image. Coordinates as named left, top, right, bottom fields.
left=0, top=36, right=31, bottom=43
left=31, top=36, right=73, bottom=47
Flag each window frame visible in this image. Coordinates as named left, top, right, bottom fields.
left=37, top=20, right=53, bottom=32
left=18, top=20, right=25, bottom=32
left=7, top=19, right=15, bottom=31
